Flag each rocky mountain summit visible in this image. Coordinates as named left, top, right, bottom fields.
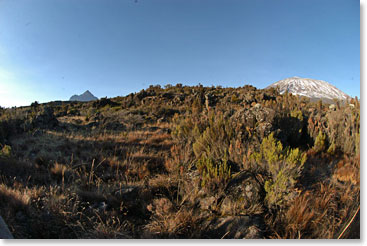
left=69, top=90, right=98, bottom=102
left=267, top=77, right=350, bottom=102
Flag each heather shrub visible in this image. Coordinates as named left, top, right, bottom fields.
left=230, top=94, right=241, bottom=104
left=192, top=112, right=233, bottom=160
left=307, top=111, right=327, bottom=140
left=307, top=102, right=360, bottom=156
left=172, top=115, right=197, bottom=143
left=250, top=133, right=306, bottom=207
left=313, top=130, right=327, bottom=153
left=196, top=155, right=231, bottom=192
left=191, top=97, right=203, bottom=115
left=0, top=144, right=11, bottom=157
left=325, top=106, right=359, bottom=155
left=250, top=133, right=284, bottom=173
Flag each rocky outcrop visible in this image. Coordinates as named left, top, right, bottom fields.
left=220, top=171, right=264, bottom=216
left=32, top=107, right=58, bottom=129
left=231, top=104, right=275, bottom=139
left=196, top=170, right=266, bottom=239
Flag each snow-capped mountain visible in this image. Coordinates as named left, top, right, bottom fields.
left=266, top=77, right=350, bottom=101
left=69, top=90, right=98, bottom=102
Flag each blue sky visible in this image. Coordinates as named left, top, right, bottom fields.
left=0, top=0, right=360, bottom=107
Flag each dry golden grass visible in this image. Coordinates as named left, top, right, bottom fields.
left=267, top=179, right=359, bottom=239
left=0, top=184, right=31, bottom=210
left=145, top=198, right=199, bottom=238
left=142, top=133, right=171, bottom=145
left=50, top=162, right=68, bottom=176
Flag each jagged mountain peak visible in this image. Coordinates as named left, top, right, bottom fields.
left=69, top=90, right=98, bottom=102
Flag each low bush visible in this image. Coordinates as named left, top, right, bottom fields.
left=250, top=133, right=307, bottom=207
left=196, top=155, right=231, bottom=192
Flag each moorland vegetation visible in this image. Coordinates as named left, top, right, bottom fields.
left=0, top=84, right=360, bottom=238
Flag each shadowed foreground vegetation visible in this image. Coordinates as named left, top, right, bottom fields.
left=0, top=84, right=359, bottom=238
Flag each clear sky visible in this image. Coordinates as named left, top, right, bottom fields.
left=0, top=0, right=360, bottom=107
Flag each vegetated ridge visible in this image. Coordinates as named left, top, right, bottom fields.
left=0, top=82, right=360, bottom=239
left=267, top=76, right=350, bottom=102
left=70, top=90, right=98, bottom=102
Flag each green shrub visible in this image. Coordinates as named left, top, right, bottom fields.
left=250, top=132, right=284, bottom=174
left=192, top=112, right=233, bottom=160
left=264, top=147, right=307, bottom=207
left=250, top=132, right=306, bottom=207
left=290, top=109, right=303, bottom=122
left=196, top=155, right=231, bottom=192
left=313, top=130, right=327, bottom=153
left=0, top=144, right=11, bottom=157
left=172, top=115, right=196, bottom=143
left=191, top=98, right=203, bottom=115
left=230, top=94, right=241, bottom=104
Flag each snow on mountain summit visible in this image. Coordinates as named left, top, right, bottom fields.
left=266, top=77, right=350, bottom=101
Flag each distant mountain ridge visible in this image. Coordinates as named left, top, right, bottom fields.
left=70, top=90, right=98, bottom=102
left=266, top=76, right=350, bottom=102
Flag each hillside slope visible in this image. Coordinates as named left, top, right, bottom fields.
left=0, top=84, right=360, bottom=239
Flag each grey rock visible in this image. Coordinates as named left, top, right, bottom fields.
left=203, top=215, right=263, bottom=239
left=220, top=171, right=264, bottom=216
left=230, top=105, right=275, bottom=138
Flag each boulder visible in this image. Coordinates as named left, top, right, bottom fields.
left=202, top=215, right=263, bottom=239
left=255, top=122, right=273, bottom=139
left=251, top=104, right=275, bottom=123
left=220, top=171, right=264, bottom=216
left=230, top=105, right=275, bottom=139
left=32, top=107, right=58, bottom=129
